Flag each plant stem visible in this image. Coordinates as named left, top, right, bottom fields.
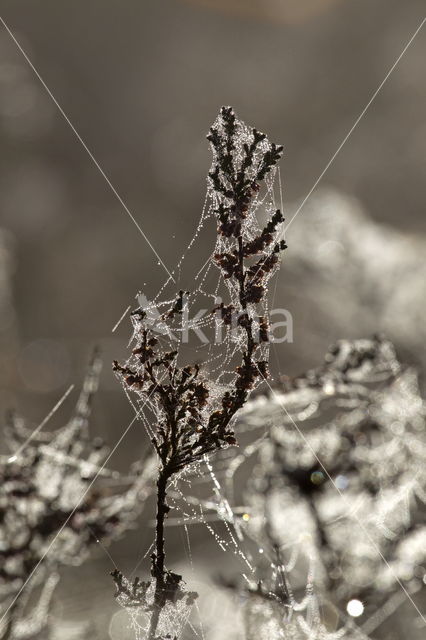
left=153, top=470, right=168, bottom=583
left=148, top=467, right=169, bottom=640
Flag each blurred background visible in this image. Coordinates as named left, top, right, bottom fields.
left=0, top=0, right=425, bottom=637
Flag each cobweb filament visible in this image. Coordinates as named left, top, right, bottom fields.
left=168, top=470, right=254, bottom=572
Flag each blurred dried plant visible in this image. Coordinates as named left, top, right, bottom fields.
left=0, top=351, right=155, bottom=639
left=283, top=189, right=426, bottom=369
left=223, top=336, right=426, bottom=638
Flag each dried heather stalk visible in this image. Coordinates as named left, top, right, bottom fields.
left=113, top=106, right=286, bottom=639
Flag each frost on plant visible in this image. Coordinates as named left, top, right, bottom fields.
left=0, top=351, right=155, bottom=640
left=112, top=106, right=286, bottom=639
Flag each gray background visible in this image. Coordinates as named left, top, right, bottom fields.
left=0, top=1, right=425, bottom=637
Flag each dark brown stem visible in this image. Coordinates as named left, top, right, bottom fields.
left=237, top=230, right=255, bottom=359
left=148, top=467, right=170, bottom=640
left=153, top=470, right=168, bottom=583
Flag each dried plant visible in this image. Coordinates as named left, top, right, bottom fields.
left=282, top=188, right=426, bottom=368
left=112, top=106, right=285, bottom=639
left=238, top=553, right=369, bottom=640
left=0, top=351, right=155, bottom=640
left=220, top=336, right=426, bottom=638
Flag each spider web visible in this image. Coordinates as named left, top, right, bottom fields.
left=112, top=111, right=289, bottom=640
